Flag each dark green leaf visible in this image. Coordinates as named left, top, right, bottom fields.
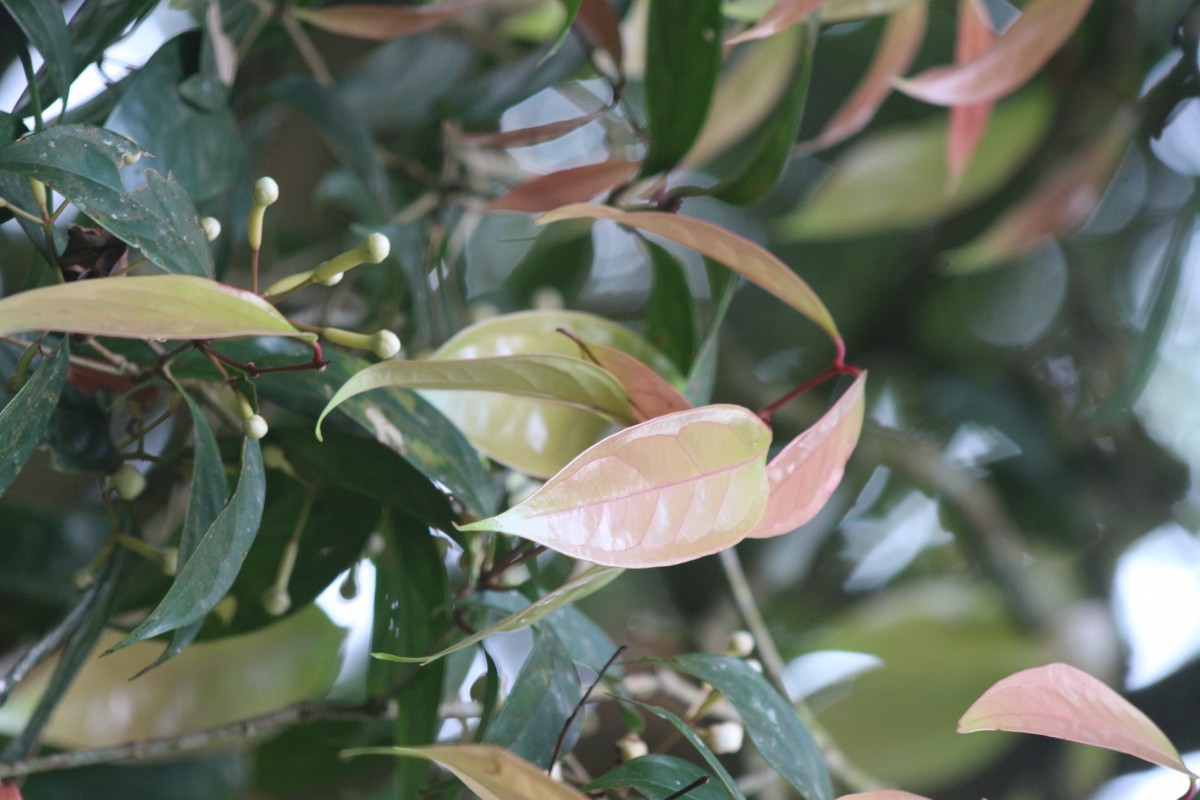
left=110, top=438, right=265, bottom=652
left=643, top=239, right=696, bottom=374
left=24, top=752, right=248, bottom=799
left=0, top=338, right=68, bottom=497
left=583, top=754, right=728, bottom=800
left=683, top=260, right=738, bottom=405
left=0, top=125, right=214, bottom=277
left=45, top=386, right=121, bottom=475
left=483, top=629, right=582, bottom=768
left=479, top=589, right=620, bottom=674
left=629, top=699, right=746, bottom=800
left=2, top=0, right=75, bottom=108
left=503, top=219, right=593, bottom=307
left=711, top=21, right=815, bottom=205
left=671, top=653, right=833, bottom=800
left=640, top=0, right=722, bottom=176
left=106, top=33, right=241, bottom=203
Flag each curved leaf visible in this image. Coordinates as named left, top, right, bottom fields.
left=459, top=405, right=772, bottom=567
left=727, top=0, right=828, bottom=45
left=0, top=276, right=310, bottom=341
left=374, top=564, right=622, bottom=664
left=489, top=160, right=639, bottom=213
left=894, top=0, right=1092, bottom=106
left=958, top=662, right=1197, bottom=777
left=448, top=105, right=611, bottom=149
left=801, top=3, right=927, bottom=152
left=748, top=372, right=866, bottom=538
left=947, top=0, right=996, bottom=181
left=292, top=0, right=495, bottom=40
left=563, top=332, right=692, bottom=422
left=538, top=204, right=840, bottom=344
left=583, top=755, right=728, bottom=800
left=317, top=354, right=635, bottom=439
left=0, top=339, right=68, bottom=498
left=838, top=793, right=933, bottom=800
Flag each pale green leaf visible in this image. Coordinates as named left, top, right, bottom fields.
left=459, top=405, right=772, bottom=567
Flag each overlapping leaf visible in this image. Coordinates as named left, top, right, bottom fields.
left=947, top=0, right=996, bottom=181
left=0, top=339, right=67, bottom=498
left=539, top=204, right=840, bottom=344
left=727, top=0, right=828, bottom=45
left=489, top=160, right=639, bottom=212
left=459, top=405, right=771, bottom=567
left=958, top=662, right=1197, bottom=777
left=563, top=333, right=692, bottom=422
left=0, top=276, right=309, bottom=341
left=748, top=372, right=866, bottom=538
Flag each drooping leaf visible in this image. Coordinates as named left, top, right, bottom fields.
left=947, top=0, right=996, bottom=181
left=539, top=204, right=840, bottom=344
left=894, top=0, right=1092, bottom=106
left=727, top=0, right=827, bottom=45
left=583, top=755, right=728, bottom=800
left=958, top=662, right=1197, bottom=777
left=672, top=654, right=834, bottom=800
left=109, top=439, right=265, bottom=652
left=0, top=125, right=214, bottom=276
left=820, top=0, right=925, bottom=23
left=640, top=0, right=722, bottom=176
left=344, top=744, right=591, bottom=800
left=562, top=332, right=692, bottom=422
left=629, top=700, right=746, bottom=800
left=448, top=104, right=611, bottom=149
left=0, top=276, right=308, bottom=341
left=459, top=405, right=771, bottom=567
left=643, top=239, right=697, bottom=374
left=317, top=354, right=636, bottom=439
left=0, top=338, right=68, bottom=498
left=748, top=372, right=866, bottom=538
left=800, top=3, right=927, bottom=152
left=2, top=0, right=75, bottom=106
left=374, top=564, right=622, bottom=664
left=489, top=159, right=639, bottom=213
left=291, top=0, right=495, bottom=40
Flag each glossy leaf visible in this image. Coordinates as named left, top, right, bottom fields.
left=459, top=405, right=771, bottom=567
left=672, top=654, right=834, bottom=800
left=373, top=564, right=622, bottom=664
left=539, top=204, right=840, bottom=344
left=490, top=159, right=639, bottom=212
left=958, top=662, right=1197, bottom=776
left=894, top=0, right=1092, bottom=106
left=727, top=0, right=827, bottom=45
left=640, top=0, right=722, bottom=176
left=0, top=339, right=68, bottom=498
left=564, top=333, right=692, bottom=422
left=3, top=0, right=75, bottom=105
left=317, top=354, right=636, bottom=439
left=0, top=276, right=309, bottom=341
left=631, top=700, right=746, bottom=800
left=109, top=439, right=265, bottom=652
left=292, top=0, right=495, bottom=40
left=0, top=125, right=214, bottom=277
left=801, top=3, right=927, bottom=152
left=947, top=0, right=996, bottom=181
left=820, top=0, right=926, bottom=23
left=838, top=793, right=933, bottom=800
left=583, top=755, right=727, bottom=800
left=346, top=744, right=590, bottom=800
left=644, top=239, right=697, bottom=374
left=748, top=372, right=866, bottom=538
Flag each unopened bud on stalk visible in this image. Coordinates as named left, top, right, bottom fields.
left=322, top=327, right=401, bottom=359
left=726, top=630, right=755, bottom=658
left=616, top=733, right=648, bottom=762
left=108, top=463, right=147, bottom=501
left=233, top=389, right=269, bottom=439
left=700, top=721, right=744, bottom=755
left=202, top=217, right=222, bottom=241
left=161, top=547, right=179, bottom=577
left=247, top=177, right=279, bottom=250
left=311, top=233, right=390, bottom=284
left=261, top=586, right=292, bottom=616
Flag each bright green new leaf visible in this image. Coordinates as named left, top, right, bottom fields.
left=343, top=744, right=590, bottom=800
left=0, top=275, right=310, bottom=341
left=373, top=565, right=622, bottom=664
left=895, top=0, right=1092, bottom=106
left=748, top=372, right=866, bottom=538
left=0, top=339, right=67, bottom=498
left=539, top=204, right=840, bottom=345
left=2, top=0, right=75, bottom=107
left=459, top=405, right=771, bottom=567
left=316, top=354, right=636, bottom=440
left=958, top=662, right=1198, bottom=778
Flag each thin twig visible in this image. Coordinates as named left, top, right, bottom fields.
left=548, top=645, right=627, bottom=774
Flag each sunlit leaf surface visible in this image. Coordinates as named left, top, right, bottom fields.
left=460, top=405, right=771, bottom=567
left=958, top=662, right=1197, bottom=776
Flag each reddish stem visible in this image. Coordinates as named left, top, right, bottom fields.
left=196, top=341, right=327, bottom=379
left=758, top=358, right=862, bottom=424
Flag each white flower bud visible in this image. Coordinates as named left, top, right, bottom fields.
left=262, top=586, right=291, bottom=616
left=700, top=721, right=744, bottom=754
left=252, top=177, right=279, bottom=206
left=243, top=414, right=269, bottom=440
left=616, top=733, right=648, bottom=762
left=726, top=630, right=755, bottom=657
left=202, top=217, right=222, bottom=241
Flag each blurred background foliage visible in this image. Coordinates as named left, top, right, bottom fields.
left=4, top=0, right=1200, bottom=798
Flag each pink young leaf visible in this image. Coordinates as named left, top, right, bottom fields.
left=946, top=0, right=996, bottom=180
left=560, top=329, right=692, bottom=422
left=575, top=0, right=624, bottom=76
left=894, top=0, right=1092, bottom=106
left=459, top=405, right=772, bottom=567
left=446, top=106, right=612, bottom=149
left=0, top=783, right=22, bottom=800
left=489, top=160, right=640, bottom=213
left=945, top=111, right=1133, bottom=273
left=838, top=793, right=933, bottom=800
left=726, top=0, right=829, bottom=46
left=291, top=0, right=494, bottom=40
left=748, top=371, right=865, bottom=538
left=800, top=2, right=927, bottom=151
left=959, top=662, right=1198, bottom=778
left=537, top=204, right=841, bottom=345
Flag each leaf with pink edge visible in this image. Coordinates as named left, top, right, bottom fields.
left=537, top=204, right=840, bottom=344
left=947, top=0, right=997, bottom=181
left=459, top=405, right=772, bottom=567
left=958, top=662, right=1198, bottom=778
left=560, top=330, right=692, bottom=422
left=727, top=0, right=828, bottom=45
left=748, top=372, right=866, bottom=538
left=894, top=0, right=1091, bottom=106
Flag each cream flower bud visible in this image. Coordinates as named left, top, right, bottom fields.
left=616, top=733, right=648, bottom=762
left=263, top=270, right=315, bottom=297
left=243, top=414, right=269, bottom=440
left=311, top=233, right=391, bottom=283
left=161, top=547, right=179, bottom=577
left=252, top=176, right=279, bottom=205
left=322, top=327, right=401, bottom=358
left=108, top=463, right=147, bottom=501
left=726, top=630, right=755, bottom=658
left=262, top=586, right=291, bottom=616
left=202, top=217, right=222, bottom=241
left=248, top=177, right=279, bottom=250
left=700, top=721, right=744, bottom=754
